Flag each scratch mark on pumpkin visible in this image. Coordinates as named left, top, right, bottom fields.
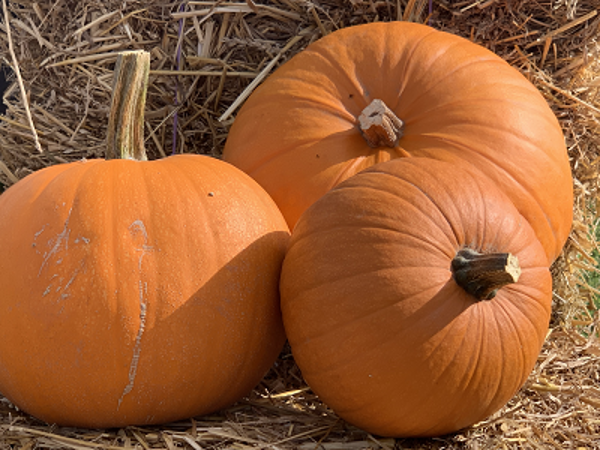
left=33, top=224, right=48, bottom=242
left=39, top=208, right=73, bottom=277
left=118, top=281, right=148, bottom=409
left=60, top=260, right=85, bottom=300
left=118, top=220, right=153, bottom=409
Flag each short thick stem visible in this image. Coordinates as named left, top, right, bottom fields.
left=451, top=248, right=521, bottom=301
left=106, top=50, right=150, bottom=161
left=358, top=99, right=404, bottom=148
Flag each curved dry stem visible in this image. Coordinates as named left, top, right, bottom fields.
left=106, top=50, right=150, bottom=161
left=358, top=99, right=404, bottom=148
left=451, top=248, right=521, bottom=300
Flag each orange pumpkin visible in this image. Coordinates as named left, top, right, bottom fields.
left=222, top=21, right=572, bottom=263
left=0, top=51, right=289, bottom=428
left=280, top=157, right=552, bottom=437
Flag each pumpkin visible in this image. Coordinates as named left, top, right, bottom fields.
left=0, top=51, right=289, bottom=428
left=222, top=21, right=572, bottom=263
left=280, top=157, right=552, bottom=437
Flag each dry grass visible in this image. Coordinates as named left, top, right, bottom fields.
left=1, top=0, right=600, bottom=448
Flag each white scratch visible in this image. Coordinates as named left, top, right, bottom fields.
left=60, top=261, right=84, bottom=300
left=118, top=281, right=147, bottom=409
left=39, top=208, right=73, bottom=277
left=34, top=224, right=48, bottom=239
left=118, top=220, right=154, bottom=409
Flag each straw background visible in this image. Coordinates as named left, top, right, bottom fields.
left=1, top=0, right=599, bottom=448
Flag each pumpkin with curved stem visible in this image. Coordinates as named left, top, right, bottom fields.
left=0, top=51, right=289, bottom=428
left=222, top=21, right=572, bottom=263
left=280, top=157, right=553, bottom=437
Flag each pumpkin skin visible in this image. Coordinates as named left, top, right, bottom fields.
left=280, top=158, right=552, bottom=437
left=222, top=21, right=572, bottom=263
left=0, top=154, right=289, bottom=428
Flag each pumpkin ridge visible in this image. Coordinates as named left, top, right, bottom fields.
left=399, top=95, right=548, bottom=127
left=302, top=43, right=378, bottom=106
left=325, top=156, right=367, bottom=192
left=289, top=279, right=455, bottom=374
left=500, top=280, right=553, bottom=325
left=426, top=309, right=503, bottom=434
left=361, top=168, right=467, bottom=249
left=288, top=224, right=453, bottom=273
left=391, top=52, right=503, bottom=117
left=293, top=264, right=449, bottom=306
left=491, top=295, right=534, bottom=380
left=292, top=182, right=458, bottom=256
left=404, top=141, right=559, bottom=258
left=276, top=75, right=361, bottom=120
left=433, top=306, right=484, bottom=409
left=481, top=307, right=515, bottom=418
left=385, top=26, right=438, bottom=111
left=413, top=310, right=487, bottom=433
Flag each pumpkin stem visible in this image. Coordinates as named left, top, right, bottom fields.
left=358, top=99, right=404, bottom=148
left=106, top=50, right=150, bottom=161
left=451, top=248, right=521, bottom=301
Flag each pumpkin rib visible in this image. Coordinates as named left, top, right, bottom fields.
left=451, top=316, right=513, bottom=434
left=443, top=306, right=486, bottom=407
left=414, top=312, right=486, bottom=436
left=293, top=226, right=451, bottom=262
left=392, top=55, right=505, bottom=117
left=406, top=141, right=558, bottom=252
left=325, top=155, right=368, bottom=193
left=386, top=30, right=450, bottom=112
left=402, top=95, right=555, bottom=132
left=340, top=175, right=462, bottom=249
left=288, top=271, right=448, bottom=342
left=290, top=265, right=449, bottom=313
left=289, top=279, right=459, bottom=378
left=481, top=308, right=516, bottom=417
left=301, top=47, right=367, bottom=104
left=422, top=304, right=474, bottom=379
left=365, top=24, right=437, bottom=108
left=362, top=169, right=469, bottom=250
left=501, top=283, right=553, bottom=328
left=289, top=191, right=457, bottom=259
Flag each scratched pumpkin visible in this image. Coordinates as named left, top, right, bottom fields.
left=0, top=51, right=289, bottom=427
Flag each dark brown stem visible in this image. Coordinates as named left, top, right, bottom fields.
left=106, top=50, right=150, bottom=161
left=451, top=248, right=521, bottom=301
left=358, top=99, right=404, bottom=148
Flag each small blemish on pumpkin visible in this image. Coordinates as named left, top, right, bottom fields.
left=208, top=192, right=215, bottom=197
left=316, top=154, right=320, bottom=158
left=349, top=94, right=354, bottom=99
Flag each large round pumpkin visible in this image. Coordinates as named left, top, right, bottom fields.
left=0, top=51, right=290, bottom=428
left=222, top=21, right=572, bottom=263
left=280, top=157, right=552, bottom=437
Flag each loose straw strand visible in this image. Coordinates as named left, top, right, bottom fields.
left=2, top=0, right=43, bottom=153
